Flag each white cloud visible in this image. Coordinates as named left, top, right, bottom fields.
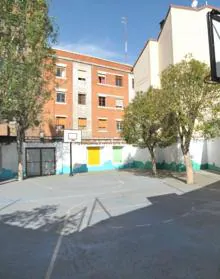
left=55, top=39, right=123, bottom=61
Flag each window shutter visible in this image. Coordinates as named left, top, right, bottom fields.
left=56, top=117, right=66, bottom=126
left=98, top=119, right=107, bottom=128
left=78, top=118, right=87, bottom=126
left=116, top=99, right=123, bottom=108
left=78, top=70, right=87, bottom=79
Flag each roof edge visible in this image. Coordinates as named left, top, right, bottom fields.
left=133, top=4, right=220, bottom=69
left=53, top=48, right=132, bottom=68
left=132, top=39, right=157, bottom=70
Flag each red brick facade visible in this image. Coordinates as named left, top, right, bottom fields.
left=26, top=49, right=133, bottom=140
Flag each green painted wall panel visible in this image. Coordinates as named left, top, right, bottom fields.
left=113, top=147, right=123, bottom=163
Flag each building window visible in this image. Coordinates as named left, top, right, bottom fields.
left=78, top=93, right=86, bottom=105
left=78, top=70, right=86, bottom=81
left=55, top=117, right=66, bottom=135
left=99, top=96, right=106, bottom=107
left=56, top=91, right=66, bottom=103
left=116, top=121, right=123, bottom=132
left=116, top=76, right=123, bottom=87
left=132, top=78, right=134, bottom=89
left=115, top=99, right=123, bottom=109
left=78, top=77, right=86, bottom=81
left=98, top=119, right=107, bottom=129
left=78, top=118, right=87, bottom=130
left=98, top=74, right=106, bottom=84
left=56, top=67, right=66, bottom=78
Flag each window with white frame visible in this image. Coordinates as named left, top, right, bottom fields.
left=55, top=117, right=66, bottom=134
left=98, top=118, right=107, bottom=129
left=56, top=66, right=66, bottom=78
left=115, top=99, right=123, bottom=109
left=115, top=76, right=123, bottom=87
left=56, top=91, right=66, bottom=103
left=116, top=120, right=123, bottom=132
left=78, top=118, right=87, bottom=130
left=78, top=93, right=86, bottom=105
left=98, top=73, right=106, bottom=84
left=78, top=70, right=86, bottom=81
left=99, top=96, right=106, bottom=107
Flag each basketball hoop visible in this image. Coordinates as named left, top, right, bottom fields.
left=63, top=129, right=82, bottom=176
left=207, top=9, right=220, bottom=83
left=64, top=129, right=82, bottom=143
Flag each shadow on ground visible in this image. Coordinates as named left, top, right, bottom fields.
left=119, top=168, right=187, bottom=183
left=0, top=181, right=220, bottom=278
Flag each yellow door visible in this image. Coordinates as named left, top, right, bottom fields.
left=87, top=147, right=100, bottom=165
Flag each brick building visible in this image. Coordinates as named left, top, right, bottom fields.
left=25, top=49, right=134, bottom=141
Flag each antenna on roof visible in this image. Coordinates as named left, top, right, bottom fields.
left=191, top=0, right=198, bottom=8
left=121, top=17, right=128, bottom=63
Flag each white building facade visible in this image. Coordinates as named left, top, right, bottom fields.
left=133, top=4, right=216, bottom=92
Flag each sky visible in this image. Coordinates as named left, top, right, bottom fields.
left=49, top=0, right=220, bottom=65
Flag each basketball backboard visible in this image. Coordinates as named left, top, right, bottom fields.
left=207, top=9, right=220, bottom=82
left=64, top=129, right=82, bottom=143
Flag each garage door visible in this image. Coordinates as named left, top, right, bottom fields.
left=87, top=147, right=100, bottom=165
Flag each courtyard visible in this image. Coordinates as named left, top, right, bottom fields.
left=0, top=170, right=220, bottom=278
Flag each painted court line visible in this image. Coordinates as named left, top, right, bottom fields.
left=45, top=203, right=84, bottom=279
left=136, top=223, right=152, bottom=228
left=0, top=199, right=20, bottom=212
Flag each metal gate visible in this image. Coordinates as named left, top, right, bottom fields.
left=25, top=148, right=56, bottom=177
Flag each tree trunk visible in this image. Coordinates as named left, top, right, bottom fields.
left=149, top=148, right=157, bottom=176
left=184, top=152, right=194, bottom=185
left=17, top=126, right=24, bottom=181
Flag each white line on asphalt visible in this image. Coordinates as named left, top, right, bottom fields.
left=162, top=219, right=174, bottom=224
left=136, top=223, right=152, bottom=228
left=118, top=180, right=125, bottom=185
left=181, top=212, right=190, bottom=217
left=110, top=226, right=124, bottom=229
left=45, top=203, right=84, bottom=279
left=0, top=199, right=20, bottom=212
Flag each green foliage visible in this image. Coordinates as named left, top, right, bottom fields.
left=122, top=88, right=176, bottom=151
left=0, top=0, right=57, bottom=130
left=0, top=0, right=57, bottom=180
left=161, top=57, right=220, bottom=154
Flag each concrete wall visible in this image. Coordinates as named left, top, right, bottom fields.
left=207, top=138, right=220, bottom=171
left=55, top=144, right=136, bottom=174
left=0, top=143, right=18, bottom=180
left=1, top=138, right=220, bottom=180
left=21, top=140, right=212, bottom=175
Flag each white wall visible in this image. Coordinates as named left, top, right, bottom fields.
left=149, top=41, right=160, bottom=88
left=128, top=73, right=135, bottom=102
left=207, top=138, right=220, bottom=167
left=2, top=138, right=220, bottom=178
left=133, top=42, right=151, bottom=92
left=72, top=62, right=92, bottom=138
left=158, top=12, right=174, bottom=74
left=171, top=7, right=211, bottom=65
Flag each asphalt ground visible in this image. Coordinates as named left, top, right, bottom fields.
left=0, top=170, right=220, bottom=279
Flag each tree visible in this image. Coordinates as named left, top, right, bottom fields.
left=0, top=0, right=57, bottom=180
left=122, top=88, right=176, bottom=175
left=161, top=57, right=220, bottom=184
